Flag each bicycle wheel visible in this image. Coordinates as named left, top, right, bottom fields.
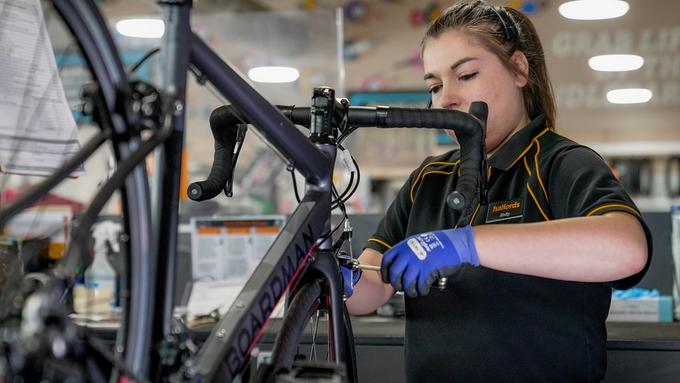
left=253, top=278, right=357, bottom=383
left=0, top=1, right=157, bottom=381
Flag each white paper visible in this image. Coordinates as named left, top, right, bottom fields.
left=186, top=279, right=285, bottom=320
left=0, top=0, right=81, bottom=176
left=188, top=216, right=287, bottom=321
left=190, top=215, right=286, bottom=282
left=186, top=280, right=244, bottom=318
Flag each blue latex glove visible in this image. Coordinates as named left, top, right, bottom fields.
left=381, top=225, right=479, bottom=297
left=337, top=252, right=362, bottom=298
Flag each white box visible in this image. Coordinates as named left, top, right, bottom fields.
left=607, top=296, right=673, bottom=322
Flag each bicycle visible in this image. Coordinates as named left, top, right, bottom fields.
left=0, top=0, right=488, bottom=382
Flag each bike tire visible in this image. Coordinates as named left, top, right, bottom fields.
left=262, top=279, right=357, bottom=383
left=0, top=1, right=156, bottom=381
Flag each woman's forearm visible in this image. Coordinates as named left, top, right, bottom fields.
left=345, top=248, right=395, bottom=315
left=473, top=212, right=648, bottom=283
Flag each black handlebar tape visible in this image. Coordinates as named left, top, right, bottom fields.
left=187, top=106, right=241, bottom=201
left=282, top=103, right=487, bottom=220
left=449, top=105, right=486, bottom=224
left=187, top=104, right=310, bottom=202
left=345, top=104, right=487, bottom=222
left=358, top=104, right=487, bottom=217
left=278, top=106, right=311, bottom=126
left=197, top=105, right=313, bottom=127
left=191, top=103, right=487, bottom=211
left=450, top=102, right=488, bottom=225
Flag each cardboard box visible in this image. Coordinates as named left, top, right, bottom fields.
left=607, top=296, right=673, bottom=322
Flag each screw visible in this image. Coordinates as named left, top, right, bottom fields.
left=217, top=329, right=227, bottom=338
left=174, top=101, right=184, bottom=114
left=437, top=277, right=448, bottom=290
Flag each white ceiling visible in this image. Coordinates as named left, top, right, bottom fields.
left=97, top=0, right=293, bottom=17
left=94, top=0, right=680, bottom=143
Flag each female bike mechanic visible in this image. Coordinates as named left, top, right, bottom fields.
left=342, top=1, right=652, bottom=382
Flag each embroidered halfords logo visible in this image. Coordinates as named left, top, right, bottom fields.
left=491, top=201, right=521, bottom=213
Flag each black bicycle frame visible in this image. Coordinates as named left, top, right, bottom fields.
left=188, top=15, right=347, bottom=383
left=153, top=0, right=343, bottom=381
left=56, top=0, right=345, bottom=381
left=30, top=1, right=483, bottom=382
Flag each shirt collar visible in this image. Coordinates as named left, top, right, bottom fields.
left=487, top=115, right=548, bottom=171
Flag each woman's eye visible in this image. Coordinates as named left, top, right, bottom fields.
left=459, top=72, right=478, bottom=81
left=428, top=85, right=441, bottom=94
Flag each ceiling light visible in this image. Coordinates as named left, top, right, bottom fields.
left=115, top=19, right=165, bottom=39
left=247, top=66, right=300, bottom=83
left=588, top=54, right=644, bottom=72
left=558, top=0, right=629, bottom=20
left=606, top=88, right=652, bottom=104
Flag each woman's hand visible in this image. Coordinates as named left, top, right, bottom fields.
left=380, top=225, right=479, bottom=297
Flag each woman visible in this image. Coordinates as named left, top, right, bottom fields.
left=344, top=1, right=651, bottom=382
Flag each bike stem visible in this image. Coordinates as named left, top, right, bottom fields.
left=303, top=86, right=350, bottom=367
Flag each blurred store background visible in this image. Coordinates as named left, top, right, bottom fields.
left=2, top=8, right=680, bottom=382
left=22, top=0, right=676, bottom=217
left=2, top=0, right=679, bottom=309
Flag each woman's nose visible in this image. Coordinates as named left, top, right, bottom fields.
left=438, top=84, right=461, bottom=110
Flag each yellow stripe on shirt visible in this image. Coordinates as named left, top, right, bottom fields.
left=368, top=237, right=393, bottom=249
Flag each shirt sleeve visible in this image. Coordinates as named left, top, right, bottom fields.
left=363, top=166, right=421, bottom=254
left=548, top=145, right=653, bottom=289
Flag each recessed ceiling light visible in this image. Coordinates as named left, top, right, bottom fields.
left=588, top=54, right=644, bottom=72
left=247, top=66, right=300, bottom=83
left=558, top=0, right=629, bottom=20
left=115, top=19, right=165, bottom=39
left=606, top=88, right=652, bottom=104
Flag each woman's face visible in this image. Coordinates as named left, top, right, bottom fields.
left=422, top=29, right=529, bottom=153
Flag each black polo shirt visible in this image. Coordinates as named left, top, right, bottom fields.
left=365, top=115, right=652, bottom=382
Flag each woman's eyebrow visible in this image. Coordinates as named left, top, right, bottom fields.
left=423, top=57, right=477, bottom=81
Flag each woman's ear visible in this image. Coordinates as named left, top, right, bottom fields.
left=511, top=50, right=529, bottom=88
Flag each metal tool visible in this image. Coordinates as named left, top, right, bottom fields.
left=356, top=263, right=381, bottom=272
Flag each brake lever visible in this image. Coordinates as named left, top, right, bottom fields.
left=224, top=124, right=247, bottom=197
